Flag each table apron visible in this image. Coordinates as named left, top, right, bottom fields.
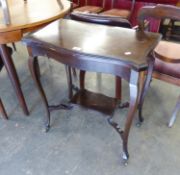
left=0, top=30, right=22, bottom=44
left=29, top=46, right=134, bottom=82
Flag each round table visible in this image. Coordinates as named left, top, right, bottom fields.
left=0, top=0, right=71, bottom=115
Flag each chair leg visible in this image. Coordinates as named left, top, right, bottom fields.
left=0, top=98, right=8, bottom=120
left=80, top=70, right=86, bottom=90
left=168, top=95, right=180, bottom=128
left=12, top=43, right=16, bottom=51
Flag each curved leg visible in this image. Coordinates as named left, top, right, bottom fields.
left=168, top=95, right=180, bottom=128
left=79, top=70, right=86, bottom=90
left=0, top=98, right=8, bottom=120
left=28, top=56, right=50, bottom=132
left=121, top=70, right=139, bottom=164
left=138, top=56, right=155, bottom=125
left=0, top=44, right=29, bottom=115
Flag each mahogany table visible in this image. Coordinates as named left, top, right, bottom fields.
left=0, top=0, right=71, bottom=115
left=23, top=19, right=161, bottom=163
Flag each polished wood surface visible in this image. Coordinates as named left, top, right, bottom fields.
left=0, top=0, right=71, bottom=115
left=0, top=0, right=71, bottom=43
left=25, top=19, right=160, bottom=71
left=23, top=19, right=161, bottom=163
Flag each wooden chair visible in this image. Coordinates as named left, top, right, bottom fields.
left=70, top=12, right=132, bottom=100
left=100, top=0, right=135, bottom=19
left=73, top=0, right=104, bottom=13
left=137, top=4, right=180, bottom=127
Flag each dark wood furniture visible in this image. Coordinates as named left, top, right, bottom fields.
left=101, top=0, right=135, bottom=19
left=137, top=4, right=180, bottom=127
left=0, top=0, right=71, bottom=116
left=73, top=0, right=104, bottom=13
left=23, top=19, right=160, bottom=164
left=70, top=12, right=132, bottom=100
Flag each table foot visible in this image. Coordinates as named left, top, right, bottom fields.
left=136, top=109, right=144, bottom=127
left=122, top=152, right=129, bottom=166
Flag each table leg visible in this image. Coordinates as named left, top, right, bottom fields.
left=65, top=65, right=73, bottom=99
left=122, top=70, right=139, bottom=164
left=107, top=70, right=139, bottom=165
left=29, top=56, right=72, bottom=132
left=0, top=98, right=8, bottom=120
left=0, top=44, right=29, bottom=115
left=28, top=56, right=50, bottom=132
left=168, top=95, right=180, bottom=128
left=138, top=56, right=155, bottom=125
left=79, top=70, right=85, bottom=90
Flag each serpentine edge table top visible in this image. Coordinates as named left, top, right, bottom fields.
left=23, top=19, right=161, bottom=72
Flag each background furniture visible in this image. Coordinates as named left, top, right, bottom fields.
left=73, top=0, right=104, bottom=13
left=72, top=0, right=178, bottom=30
left=137, top=4, right=180, bottom=127
left=0, top=0, right=71, bottom=115
left=100, top=0, right=135, bottom=19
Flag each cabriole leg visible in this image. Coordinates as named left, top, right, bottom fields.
left=138, top=56, right=155, bottom=125
left=28, top=56, right=50, bottom=132
left=121, top=70, right=139, bottom=165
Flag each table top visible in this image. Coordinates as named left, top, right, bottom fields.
left=0, top=0, right=70, bottom=44
left=0, top=0, right=70, bottom=33
left=23, top=19, right=161, bottom=71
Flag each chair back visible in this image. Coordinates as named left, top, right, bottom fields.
left=137, top=4, right=180, bottom=31
left=84, top=0, right=105, bottom=6
left=103, top=0, right=135, bottom=11
left=70, top=12, right=132, bottom=28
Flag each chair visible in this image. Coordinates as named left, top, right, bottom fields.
left=70, top=12, right=132, bottom=100
left=0, top=47, right=13, bottom=120
left=100, top=0, right=135, bottom=19
left=73, top=0, right=104, bottom=13
left=137, top=4, right=180, bottom=127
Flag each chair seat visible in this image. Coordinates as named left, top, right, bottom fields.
left=101, top=9, right=131, bottom=19
left=154, top=58, right=180, bottom=79
left=154, top=41, right=180, bottom=62
left=74, top=6, right=103, bottom=13
left=154, top=41, right=180, bottom=79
